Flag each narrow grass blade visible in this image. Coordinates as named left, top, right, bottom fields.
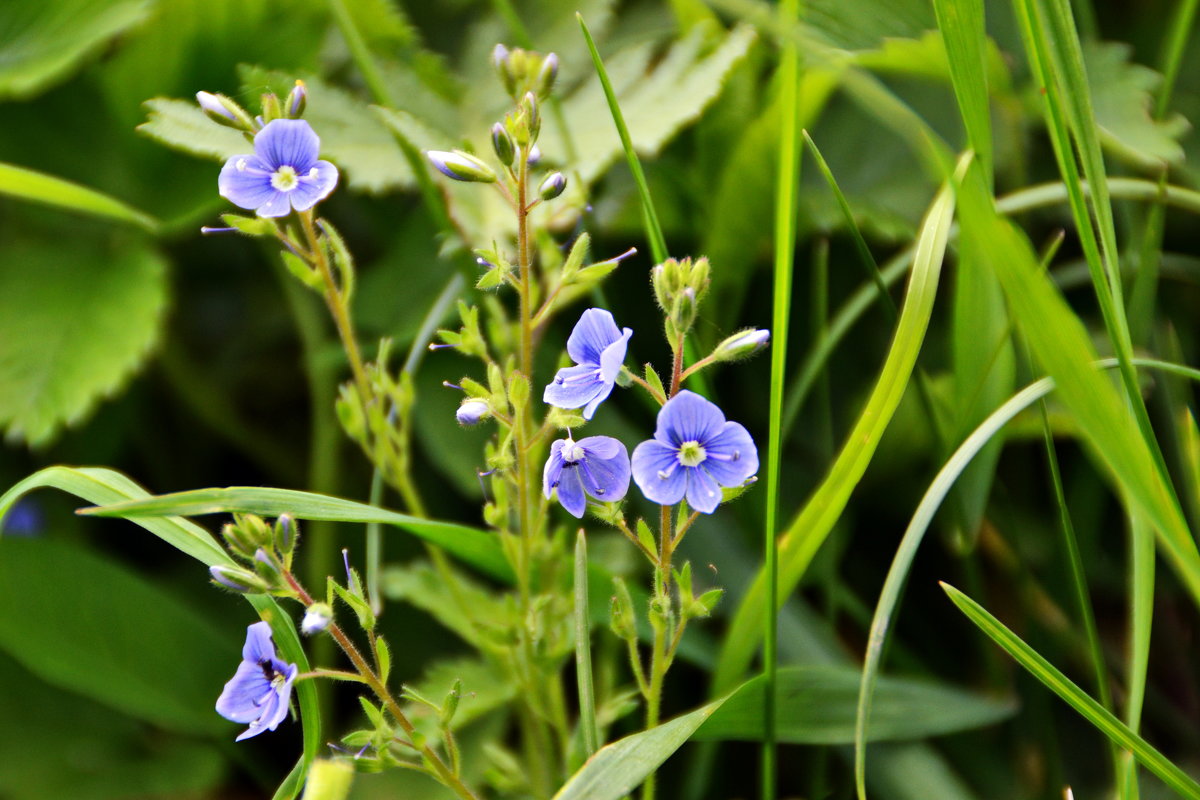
left=80, top=486, right=514, bottom=582
left=763, top=1, right=801, bottom=793
left=714, top=164, right=959, bottom=693
left=1154, top=0, right=1199, bottom=118
left=575, top=530, right=600, bottom=757
left=1124, top=511, right=1155, bottom=797
left=0, top=466, right=320, bottom=798
left=942, top=583, right=1200, bottom=800
left=0, top=162, right=157, bottom=231
left=932, top=0, right=992, bottom=182
left=552, top=700, right=726, bottom=800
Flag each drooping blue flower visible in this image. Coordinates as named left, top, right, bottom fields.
left=219, top=119, right=338, bottom=218
left=543, top=309, right=632, bottom=419
left=216, top=621, right=298, bottom=741
left=631, top=390, right=758, bottom=514
left=543, top=435, right=631, bottom=518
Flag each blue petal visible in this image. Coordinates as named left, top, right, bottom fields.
left=631, top=439, right=687, bottom=506
left=581, top=380, right=614, bottom=420
left=243, top=621, right=276, bottom=662
left=255, top=119, right=320, bottom=171
left=684, top=466, right=722, bottom=514
left=256, top=189, right=294, bottom=218
left=543, top=441, right=566, bottom=499
left=578, top=439, right=630, bottom=502
left=543, top=364, right=603, bottom=410
left=566, top=308, right=622, bottom=366
left=655, top=390, right=725, bottom=446
left=219, top=154, right=276, bottom=211
left=555, top=466, right=587, bottom=518
left=216, top=660, right=271, bottom=724
left=288, top=160, right=339, bottom=212
left=702, top=422, right=759, bottom=487
left=579, top=435, right=620, bottom=459
left=598, top=327, right=633, bottom=384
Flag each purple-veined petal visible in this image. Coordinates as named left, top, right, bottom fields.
left=566, top=308, right=622, bottom=366
left=578, top=442, right=630, bottom=502
left=219, top=155, right=276, bottom=211
left=242, top=621, right=276, bottom=662
left=256, top=189, right=295, bottom=218
left=543, top=442, right=566, bottom=499
left=684, top=465, right=722, bottom=514
left=579, top=435, right=620, bottom=459
left=543, top=364, right=604, bottom=409
left=216, top=660, right=271, bottom=723
left=631, top=439, right=687, bottom=506
left=598, top=327, right=633, bottom=384
left=655, top=390, right=725, bottom=446
left=255, top=119, right=320, bottom=172
left=581, top=380, right=615, bottom=420
left=288, top=160, right=339, bottom=211
left=555, top=466, right=587, bottom=518
left=700, top=422, right=758, bottom=487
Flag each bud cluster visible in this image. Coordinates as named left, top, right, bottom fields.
left=195, top=80, right=308, bottom=136
left=651, top=257, right=711, bottom=341
left=210, top=513, right=301, bottom=596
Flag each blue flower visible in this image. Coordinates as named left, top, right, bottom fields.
left=219, top=119, right=338, bottom=218
left=216, top=621, right=298, bottom=741
left=631, top=390, right=758, bottom=514
left=543, top=309, right=632, bottom=419
left=543, top=435, right=631, bottom=518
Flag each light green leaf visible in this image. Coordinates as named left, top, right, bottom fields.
left=552, top=700, right=725, bottom=800
left=855, top=30, right=1010, bottom=97
left=0, top=651, right=224, bottom=800
left=0, top=537, right=235, bottom=734
left=0, top=162, right=157, bottom=230
left=138, top=98, right=251, bottom=161
left=0, top=238, right=167, bottom=446
left=1084, top=41, right=1190, bottom=168
left=540, top=22, right=757, bottom=185
left=944, top=583, right=1200, bottom=800
left=81, top=485, right=513, bottom=582
left=0, top=0, right=151, bottom=100
left=694, top=665, right=1013, bottom=743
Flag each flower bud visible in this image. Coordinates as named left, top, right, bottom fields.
left=671, top=287, right=698, bottom=333
left=253, top=547, right=285, bottom=587
left=713, top=329, right=770, bottom=362
left=521, top=92, right=540, bottom=141
left=527, top=145, right=542, bottom=167
left=609, top=577, right=637, bottom=642
left=301, top=602, right=333, bottom=635
left=260, top=91, right=283, bottom=123
left=196, top=91, right=255, bottom=130
left=491, top=122, right=515, bottom=167
left=274, top=513, right=299, bottom=555
left=286, top=80, right=307, bottom=118
left=426, top=150, right=497, bottom=183
left=456, top=398, right=490, bottom=426
left=538, top=172, right=566, bottom=201
left=221, top=522, right=257, bottom=559
left=493, top=43, right=518, bottom=96
left=536, top=53, right=559, bottom=97
left=209, top=565, right=270, bottom=594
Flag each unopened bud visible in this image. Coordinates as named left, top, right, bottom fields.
left=493, top=43, right=517, bottom=96
left=491, top=122, right=514, bottom=167
left=538, top=172, right=566, bottom=201
left=253, top=547, right=284, bottom=587
left=521, top=92, right=540, bottom=141
left=609, top=578, right=637, bottom=641
left=209, top=565, right=270, bottom=594
left=301, top=602, right=333, bottom=635
left=536, top=53, right=559, bottom=97
left=713, top=329, right=770, bottom=362
left=196, top=91, right=254, bottom=130
left=527, top=145, right=542, bottom=167
left=672, top=287, right=698, bottom=332
left=426, top=150, right=497, bottom=183
left=456, top=398, right=490, bottom=426
left=260, top=92, right=283, bottom=123
left=274, top=514, right=298, bottom=555
left=221, top=522, right=256, bottom=559
left=286, top=80, right=307, bottom=118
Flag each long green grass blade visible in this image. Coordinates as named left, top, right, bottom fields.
left=943, top=583, right=1200, bottom=800
left=763, top=1, right=801, bottom=793
left=574, top=530, right=600, bottom=757
left=1124, top=511, right=1155, bottom=798
left=714, top=164, right=959, bottom=693
left=0, top=162, right=158, bottom=231
left=80, top=486, right=513, bottom=582
left=1154, top=0, right=1200, bottom=118
left=932, top=0, right=992, bottom=182
left=0, top=466, right=320, bottom=799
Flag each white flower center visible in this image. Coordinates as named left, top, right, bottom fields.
left=678, top=440, right=706, bottom=467
left=562, top=438, right=586, bottom=463
left=271, top=165, right=300, bottom=192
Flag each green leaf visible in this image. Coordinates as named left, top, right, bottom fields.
left=694, top=665, right=1013, bottom=743
left=0, top=237, right=167, bottom=446
left=81, top=485, right=513, bottom=582
left=542, top=22, right=757, bottom=186
left=0, top=162, right=157, bottom=230
left=552, top=700, right=725, bottom=800
left=0, top=466, right=320, bottom=797
left=0, top=537, right=234, bottom=733
left=714, top=166, right=958, bottom=693
left=943, top=583, right=1200, bottom=800
left=138, top=98, right=251, bottom=161
left=0, top=651, right=224, bottom=800
left=1084, top=41, right=1190, bottom=168
left=0, top=0, right=151, bottom=100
